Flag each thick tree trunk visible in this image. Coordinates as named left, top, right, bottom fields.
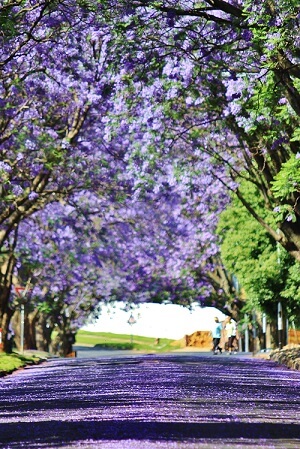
left=35, top=312, right=53, bottom=352
left=11, top=310, right=21, bottom=351
left=0, top=305, right=14, bottom=353
left=11, top=309, right=41, bottom=351
left=12, top=309, right=54, bottom=352
left=0, top=252, right=16, bottom=353
left=51, top=327, right=76, bottom=357
left=25, top=309, right=39, bottom=350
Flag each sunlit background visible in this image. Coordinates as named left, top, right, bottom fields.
left=82, top=303, right=227, bottom=340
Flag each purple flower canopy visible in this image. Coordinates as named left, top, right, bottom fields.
left=1, top=0, right=300, bottom=342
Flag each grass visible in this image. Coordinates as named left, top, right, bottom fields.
left=0, top=352, right=42, bottom=376
left=0, top=332, right=182, bottom=376
left=75, top=330, right=183, bottom=353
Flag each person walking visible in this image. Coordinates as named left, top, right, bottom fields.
left=225, top=317, right=237, bottom=354
left=211, top=317, right=223, bottom=355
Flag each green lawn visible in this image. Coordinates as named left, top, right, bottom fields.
left=0, top=332, right=182, bottom=376
left=75, top=330, right=183, bottom=352
left=0, top=352, right=42, bottom=376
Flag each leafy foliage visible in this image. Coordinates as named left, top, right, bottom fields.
left=218, top=181, right=300, bottom=325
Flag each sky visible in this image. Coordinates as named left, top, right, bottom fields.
left=81, top=302, right=227, bottom=340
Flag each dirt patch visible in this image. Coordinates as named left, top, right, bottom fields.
left=172, top=331, right=213, bottom=351
left=184, top=331, right=212, bottom=349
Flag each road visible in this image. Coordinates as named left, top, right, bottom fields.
left=0, top=351, right=300, bottom=448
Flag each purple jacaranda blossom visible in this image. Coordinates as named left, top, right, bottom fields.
left=28, top=191, right=39, bottom=200
left=0, top=161, right=12, bottom=172
left=12, top=184, right=24, bottom=196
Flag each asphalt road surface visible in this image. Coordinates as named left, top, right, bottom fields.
left=0, top=351, right=300, bottom=449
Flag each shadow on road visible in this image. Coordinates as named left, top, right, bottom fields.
left=2, top=419, right=300, bottom=446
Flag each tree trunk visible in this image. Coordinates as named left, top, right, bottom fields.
left=11, top=310, right=21, bottom=351
left=0, top=305, right=14, bottom=353
left=51, top=326, right=76, bottom=357
left=207, top=257, right=246, bottom=321
left=59, top=330, right=76, bottom=357
left=25, top=309, right=39, bottom=350
left=279, top=220, right=300, bottom=262
left=0, top=252, right=16, bottom=353
left=35, top=312, right=53, bottom=352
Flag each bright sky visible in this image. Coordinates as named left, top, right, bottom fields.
left=81, top=302, right=227, bottom=340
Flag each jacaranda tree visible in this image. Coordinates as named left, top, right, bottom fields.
left=2, top=0, right=300, bottom=352
left=103, top=0, right=300, bottom=262
left=0, top=1, right=125, bottom=347
left=13, top=170, right=228, bottom=354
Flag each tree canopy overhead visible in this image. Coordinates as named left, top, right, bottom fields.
left=1, top=0, right=300, bottom=351
left=103, top=0, right=300, bottom=259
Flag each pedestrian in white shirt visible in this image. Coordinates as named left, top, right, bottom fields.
left=225, top=317, right=237, bottom=354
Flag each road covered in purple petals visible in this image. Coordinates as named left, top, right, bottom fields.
left=0, top=352, right=300, bottom=449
